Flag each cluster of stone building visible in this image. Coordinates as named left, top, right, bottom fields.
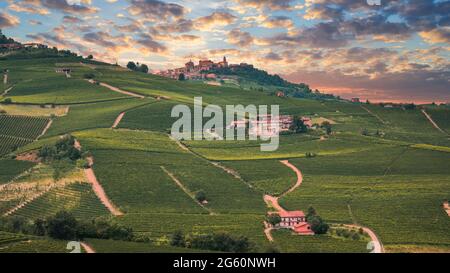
left=226, top=114, right=313, bottom=137
left=269, top=210, right=314, bottom=235
left=0, top=43, right=48, bottom=50
left=156, top=57, right=254, bottom=80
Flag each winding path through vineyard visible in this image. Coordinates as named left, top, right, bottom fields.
left=86, top=79, right=145, bottom=99
left=263, top=160, right=384, bottom=253
left=422, top=109, right=447, bottom=135
left=112, top=112, right=125, bottom=129
left=74, top=140, right=124, bottom=216
left=80, top=242, right=96, bottom=253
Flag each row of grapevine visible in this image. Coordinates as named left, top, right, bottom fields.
left=0, top=231, right=29, bottom=245
left=0, top=115, right=49, bottom=140
left=0, top=135, right=32, bottom=157
left=12, top=182, right=110, bottom=220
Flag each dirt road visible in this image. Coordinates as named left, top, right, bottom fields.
left=360, top=105, right=386, bottom=124
left=74, top=140, right=124, bottom=216
left=422, top=109, right=447, bottom=134
left=37, top=119, right=53, bottom=140
left=160, top=166, right=214, bottom=214
left=84, top=162, right=123, bottom=216
left=345, top=224, right=384, bottom=253
left=263, top=160, right=303, bottom=213
left=112, top=112, right=125, bottom=129
left=443, top=202, right=450, bottom=217
left=80, top=242, right=96, bottom=253
left=86, top=79, right=145, bottom=99
left=263, top=160, right=304, bottom=241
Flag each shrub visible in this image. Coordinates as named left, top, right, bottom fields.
left=46, top=211, right=78, bottom=240
left=3, top=98, right=12, bottom=104
left=39, top=134, right=81, bottom=162
left=306, top=206, right=329, bottom=234
left=266, top=214, right=281, bottom=226
left=289, top=117, right=308, bottom=133
left=170, top=230, right=185, bottom=247
left=351, top=232, right=361, bottom=240
left=187, top=233, right=251, bottom=253
left=322, top=121, right=332, bottom=135
left=195, top=190, right=207, bottom=203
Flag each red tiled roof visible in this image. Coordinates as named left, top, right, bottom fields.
left=294, top=222, right=314, bottom=234
left=279, top=210, right=305, bottom=218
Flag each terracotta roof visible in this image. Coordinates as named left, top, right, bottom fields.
left=294, top=222, right=314, bottom=234
left=279, top=210, right=305, bottom=218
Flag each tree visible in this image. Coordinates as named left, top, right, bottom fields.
left=178, top=73, right=186, bottom=81
left=403, top=103, right=416, bottom=110
left=322, top=121, right=332, bottom=135
left=87, top=55, right=93, bottom=60
left=33, top=219, right=46, bottom=236
left=289, top=117, right=307, bottom=133
left=127, top=61, right=137, bottom=71
left=266, top=214, right=281, bottom=226
left=306, top=206, right=317, bottom=219
left=139, top=64, right=149, bottom=73
left=170, top=230, right=185, bottom=247
left=308, top=215, right=329, bottom=234
left=3, top=98, right=12, bottom=104
left=306, top=206, right=329, bottom=234
left=195, top=190, right=207, bottom=203
left=46, top=211, right=78, bottom=240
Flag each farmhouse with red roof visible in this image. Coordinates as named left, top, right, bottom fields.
left=269, top=210, right=314, bottom=235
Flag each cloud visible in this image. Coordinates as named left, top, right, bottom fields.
left=235, top=0, right=296, bottom=11
left=127, top=0, right=186, bottom=21
left=8, top=2, right=50, bottom=15
left=261, top=16, right=294, bottom=29
left=419, top=27, right=450, bottom=44
left=29, top=19, right=43, bottom=25
left=0, top=12, right=20, bottom=28
left=284, top=68, right=450, bottom=103
left=227, top=28, right=254, bottom=47
left=83, top=31, right=126, bottom=49
left=136, top=34, right=167, bottom=53
left=267, top=22, right=350, bottom=48
left=26, top=26, right=88, bottom=53
left=62, top=15, right=83, bottom=24
left=264, top=52, right=282, bottom=61
left=40, top=0, right=98, bottom=14
left=194, top=12, right=237, bottom=30
left=154, top=19, right=194, bottom=33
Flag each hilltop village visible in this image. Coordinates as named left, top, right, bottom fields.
left=156, top=57, right=254, bottom=80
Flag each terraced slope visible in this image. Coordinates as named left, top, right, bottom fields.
left=11, top=182, right=109, bottom=220
left=0, top=115, right=50, bottom=156
left=0, top=58, right=448, bottom=253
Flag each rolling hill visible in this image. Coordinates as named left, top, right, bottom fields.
left=0, top=44, right=449, bottom=253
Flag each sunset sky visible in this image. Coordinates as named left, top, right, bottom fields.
left=0, top=0, right=449, bottom=103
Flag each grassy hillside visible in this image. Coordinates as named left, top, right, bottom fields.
left=0, top=56, right=449, bottom=253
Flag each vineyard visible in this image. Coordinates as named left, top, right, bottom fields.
left=0, top=159, right=36, bottom=185
left=0, top=115, right=50, bottom=156
left=0, top=135, right=32, bottom=157
left=11, top=182, right=109, bottom=220
left=85, top=239, right=213, bottom=253
left=0, top=56, right=448, bottom=253
left=0, top=235, right=67, bottom=253
left=0, top=231, right=29, bottom=246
